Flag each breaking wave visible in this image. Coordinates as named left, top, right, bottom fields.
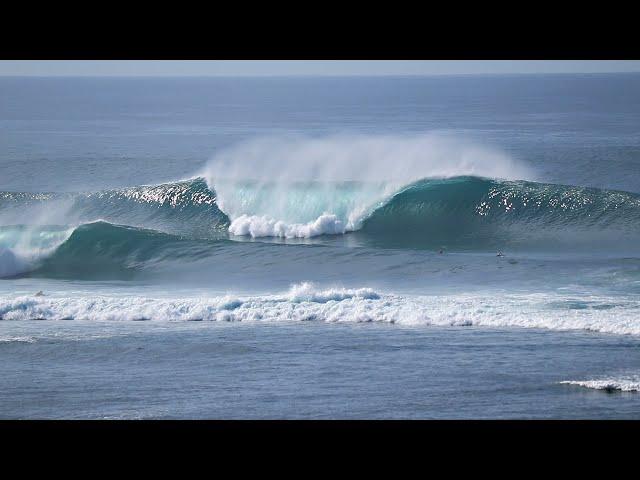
left=203, top=132, right=532, bottom=238
left=2, top=283, right=640, bottom=336
left=3, top=174, right=640, bottom=278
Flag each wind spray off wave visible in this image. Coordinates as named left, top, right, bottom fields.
left=0, top=225, right=75, bottom=277
left=202, top=133, right=532, bottom=238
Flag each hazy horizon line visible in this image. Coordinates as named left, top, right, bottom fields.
left=3, top=60, right=639, bottom=77
left=2, top=71, right=640, bottom=78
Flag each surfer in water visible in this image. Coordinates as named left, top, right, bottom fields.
left=496, top=251, right=505, bottom=257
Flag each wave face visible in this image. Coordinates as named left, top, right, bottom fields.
left=28, top=222, right=228, bottom=280
left=358, top=176, right=640, bottom=249
left=2, top=284, right=640, bottom=336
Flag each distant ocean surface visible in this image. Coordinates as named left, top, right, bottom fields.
left=1, top=74, right=640, bottom=418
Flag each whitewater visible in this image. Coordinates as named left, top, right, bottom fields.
left=2, top=284, right=640, bottom=338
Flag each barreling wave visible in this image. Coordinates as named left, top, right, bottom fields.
left=198, top=133, right=640, bottom=246
left=3, top=175, right=640, bottom=279
left=215, top=176, right=640, bottom=251
left=204, top=132, right=532, bottom=239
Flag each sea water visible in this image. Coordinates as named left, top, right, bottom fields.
left=1, top=74, right=640, bottom=418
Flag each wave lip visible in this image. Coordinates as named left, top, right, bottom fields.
left=0, top=225, right=75, bottom=277
left=560, top=376, right=640, bottom=392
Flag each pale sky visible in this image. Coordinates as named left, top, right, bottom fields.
left=1, top=60, right=639, bottom=76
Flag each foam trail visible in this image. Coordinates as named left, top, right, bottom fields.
left=203, top=133, right=532, bottom=238
left=560, top=376, right=640, bottom=392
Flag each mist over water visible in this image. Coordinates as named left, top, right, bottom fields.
left=203, top=133, right=533, bottom=237
left=202, top=132, right=531, bottom=183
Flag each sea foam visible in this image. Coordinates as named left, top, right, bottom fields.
left=560, top=376, right=640, bottom=392
left=2, top=284, right=639, bottom=337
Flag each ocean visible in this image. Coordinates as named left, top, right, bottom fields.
left=1, top=74, right=640, bottom=418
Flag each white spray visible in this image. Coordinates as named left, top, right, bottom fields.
left=0, top=225, right=75, bottom=277
left=202, top=132, right=532, bottom=238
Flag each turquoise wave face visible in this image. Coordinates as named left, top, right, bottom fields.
left=358, top=176, right=640, bottom=249
left=31, top=222, right=227, bottom=279
left=2, top=176, right=640, bottom=279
